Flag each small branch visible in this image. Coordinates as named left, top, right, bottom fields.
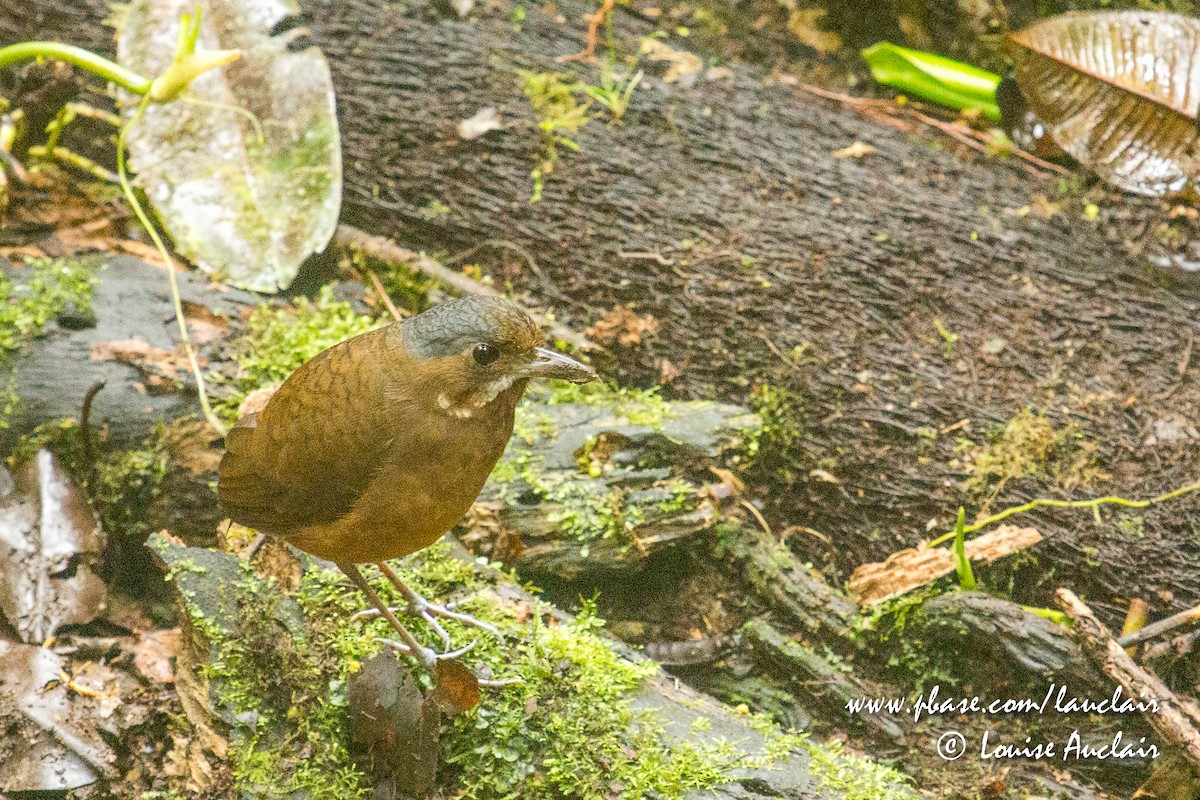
left=1056, top=588, right=1200, bottom=769
left=364, top=268, right=406, bottom=321
left=1118, top=604, right=1200, bottom=649
left=334, top=224, right=599, bottom=352
left=556, top=0, right=616, bottom=64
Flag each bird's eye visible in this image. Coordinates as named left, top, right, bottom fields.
left=472, top=343, right=500, bottom=366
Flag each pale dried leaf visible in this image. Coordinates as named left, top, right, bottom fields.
left=132, top=628, right=182, bottom=684
left=0, top=451, right=106, bottom=644
left=117, top=0, right=342, bottom=292
left=832, top=141, right=876, bottom=159
left=848, top=524, right=1043, bottom=604
left=0, top=640, right=116, bottom=791
left=586, top=306, right=659, bottom=346
left=1007, top=11, right=1200, bottom=196
left=91, top=337, right=190, bottom=390
left=786, top=8, right=842, bottom=54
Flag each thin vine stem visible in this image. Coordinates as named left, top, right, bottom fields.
left=927, top=480, right=1200, bottom=548
left=0, top=42, right=152, bottom=95
left=117, top=95, right=227, bottom=436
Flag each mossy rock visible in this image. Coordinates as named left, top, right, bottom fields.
left=473, top=391, right=761, bottom=579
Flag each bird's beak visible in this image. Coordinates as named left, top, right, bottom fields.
left=525, top=347, right=598, bottom=384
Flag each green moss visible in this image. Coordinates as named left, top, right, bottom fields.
left=159, top=539, right=805, bottom=800
left=802, top=738, right=911, bottom=800
left=522, top=71, right=592, bottom=202
left=853, top=589, right=958, bottom=689
left=215, top=286, right=382, bottom=419
left=345, top=246, right=436, bottom=315
left=533, top=380, right=676, bottom=428
left=0, top=257, right=98, bottom=428
left=0, top=256, right=97, bottom=362
left=954, top=407, right=1106, bottom=507
left=741, top=383, right=806, bottom=482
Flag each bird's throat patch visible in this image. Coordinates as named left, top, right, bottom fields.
left=436, top=374, right=518, bottom=419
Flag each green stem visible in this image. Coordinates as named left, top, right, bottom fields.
left=0, top=42, right=153, bottom=96
left=928, top=481, right=1200, bottom=548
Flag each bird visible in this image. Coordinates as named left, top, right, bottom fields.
left=217, top=294, right=597, bottom=675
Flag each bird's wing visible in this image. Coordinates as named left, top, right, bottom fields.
left=218, top=326, right=401, bottom=534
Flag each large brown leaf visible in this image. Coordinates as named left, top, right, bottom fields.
left=0, top=450, right=106, bottom=644
left=1007, top=11, right=1200, bottom=197
left=0, top=640, right=117, bottom=792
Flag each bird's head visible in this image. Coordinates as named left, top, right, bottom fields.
left=396, top=295, right=596, bottom=419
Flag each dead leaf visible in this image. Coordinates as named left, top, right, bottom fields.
left=117, top=0, right=342, bottom=292
left=238, top=385, right=278, bottom=417
left=848, top=524, right=1043, bottom=604
left=1007, top=11, right=1200, bottom=197
left=832, top=141, right=876, bottom=159
left=0, top=639, right=116, bottom=791
left=434, top=658, right=482, bottom=715
left=132, top=628, right=181, bottom=684
left=458, top=107, right=503, bottom=140
left=348, top=654, right=440, bottom=795
left=639, top=39, right=703, bottom=85
left=180, top=301, right=231, bottom=346
left=0, top=451, right=106, bottom=644
left=586, top=306, right=659, bottom=346
left=786, top=8, right=842, bottom=54
left=90, top=337, right=194, bottom=392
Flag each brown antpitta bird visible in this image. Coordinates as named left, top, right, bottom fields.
left=217, top=295, right=596, bottom=674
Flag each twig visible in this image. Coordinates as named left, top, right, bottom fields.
left=445, top=238, right=569, bottom=303
left=79, top=380, right=105, bottom=477
left=738, top=498, right=773, bottom=539
left=1118, top=603, right=1200, bottom=648
left=795, top=83, right=1070, bottom=180
left=556, top=0, right=616, bottom=64
left=334, top=224, right=599, bottom=352
left=1057, top=588, right=1200, bottom=768
left=365, top=268, right=406, bottom=321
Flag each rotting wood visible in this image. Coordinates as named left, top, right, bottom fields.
left=848, top=524, right=1043, bottom=604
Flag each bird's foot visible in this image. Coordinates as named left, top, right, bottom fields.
left=352, top=596, right=501, bottom=650
left=372, top=561, right=503, bottom=649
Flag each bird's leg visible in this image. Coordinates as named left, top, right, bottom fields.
left=339, top=562, right=440, bottom=672
left=352, top=561, right=503, bottom=646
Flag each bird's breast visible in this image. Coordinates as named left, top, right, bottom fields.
left=283, top=403, right=517, bottom=564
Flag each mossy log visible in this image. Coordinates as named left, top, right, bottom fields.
left=150, top=534, right=917, bottom=799
left=0, top=254, right=257, bottom=452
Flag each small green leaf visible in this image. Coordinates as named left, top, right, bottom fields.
left=952, top=507, right=977, bottom=591
left=862, top=42, right=1001, bottom=120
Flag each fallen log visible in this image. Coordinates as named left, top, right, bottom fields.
left=149, top=533, right=918, bottom=799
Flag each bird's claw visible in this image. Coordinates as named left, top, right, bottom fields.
left=374, top=636, right=479, bottom=670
